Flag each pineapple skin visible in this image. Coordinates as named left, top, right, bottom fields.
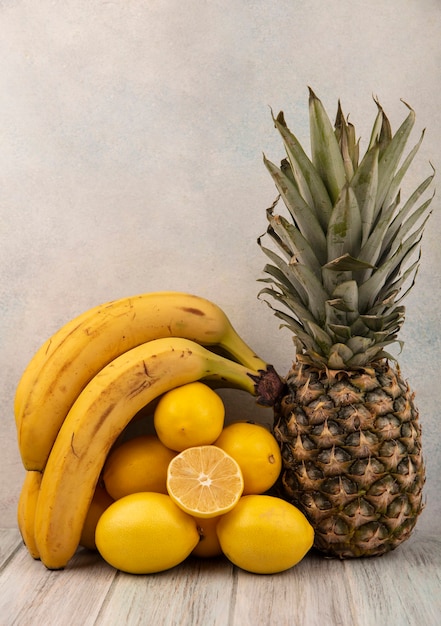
left=273, top=358, right=425, bottom=558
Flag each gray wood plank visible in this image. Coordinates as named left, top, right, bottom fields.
left=231, top=532, right=441, bottom=626
left=0, top=530, right=440, bottom=626
left=0, top=529, right=22, bottom=570
left=94, top=556, right=235, bottom=626
left=344, top=532, right=441, bottom=626
left=232, top=550, right=354, bottom=626
left=0, top=545, right=116, bottom=626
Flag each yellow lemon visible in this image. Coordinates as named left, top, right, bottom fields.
left=80, top=482, right=114, bottom=551
left=216, top=495, right=314, bottom=574
left=95, top=492, right=199, bottom=574
left=154, top=382, right=225, bottom=451
left=102, top=435, right=176, bottom=499
left=192, top=516, right=223, bottom=558
left=167, top=445, right=243, bottom=518
left=214, top=422, right=282, bottom=494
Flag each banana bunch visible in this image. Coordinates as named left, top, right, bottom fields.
left=15, top=291, right=283, bottom=570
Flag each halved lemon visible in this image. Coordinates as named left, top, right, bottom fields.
left=166, top=445, right=244, bottom=518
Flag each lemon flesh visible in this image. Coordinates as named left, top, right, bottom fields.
left=167, top=445, right=244, bottom=518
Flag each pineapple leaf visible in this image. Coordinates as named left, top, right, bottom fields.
left=380, top=171, right=435, bottom=257
left=325, top=305, right=348, bottom=331
left=304, top=320, right=333, bottom=355
left=258, top=296, right=321, bottom=353
left=381, top=197, right=433, bottom=261
left=369, top=98, right=392, bottom=154
left=258, top=241, right=328, bottom=321
left=359, top=314, right=387, bottom=332
left=346, top=336, right=375, bottom=355
left=350, top=145, right=379, bottom=246
left=360, top=305, right=406, bottom=332
left=327, top=279, right=360, bottom=327
left=382, top=129, right=426, bottom=211
left=327, top=343, right=354, bottom=369
left=361, top=199, right=431, bottom=300
left=266, top=224, right=291, bottom=259
left=326, top=185, right=362, bottom=262
left=381, top=214, right=427, bottom=273
left=332, top=279, right=359, bottom=306
left=257, top=281, right=316, bottom=325
left=376, top=254, right=421, bottom=306
left=323, top=253, right=375, bottom=272
left=273, top=111, right=333, bottom=228
left=326, top=298, right=354, bottom=314
left=349, top=317, right=372, bottom=336
left=258, top=263, right=295, bottom=295
left=260, top=261, right=329, bottom=327
left=263, top=156, right=327, bottom=264
left=326, top=323, right=352, bottom=342
left=258, top=240, right=308, bottom=301
left=347, top=344, right=399, bottom=367
left=358, top=193, right=401, bottom=275
left=266, top=210, right=322, bottom=278
left=367, top=103, right=384, bottom=151
left=286, top=261, right=330, bottom=325
left=259, top=262, right=308, bottom=314
left=359, top=226, right=424, bottom=312
left=308, top=88, right=347, bottom=204
left=280, top=158, right=297, bottom=187
left=376, top=102, right=415, bottom=212
left=326, top=280, right=365, bottom=330
left=335, top=101, right=360, bottom=177
left=372, top=329, right=397, bottom=343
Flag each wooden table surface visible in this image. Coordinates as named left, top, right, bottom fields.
left=0, top=528, right=440, bottom=626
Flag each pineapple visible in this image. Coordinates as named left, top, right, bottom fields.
left=259, top=88, right=434, bottom=558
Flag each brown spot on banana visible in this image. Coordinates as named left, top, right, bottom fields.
left=179, top=307, right=206, bottom=316
left=88, top=403, right=117, bottom=440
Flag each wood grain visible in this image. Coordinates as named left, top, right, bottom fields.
left=0, top=529, right=440, bottom=626
left=0, top=531, right=115, bottom=626
left=95, top=557, right=235, bottom=625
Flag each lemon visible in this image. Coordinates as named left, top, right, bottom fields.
left=80, top=482, right=114, bottom=551
left=102, top=435, right=176, bottom=499
left=214, top=422, right=282, bottom=494
left=192, top=516, right=223, bottom=558
left=216, top=495, right=314, bottom=574
left=95, top=492, right=199, bottom=574
left=167, top=445, right=244, bottom=518
left=154, top=382, right=225, bottom=451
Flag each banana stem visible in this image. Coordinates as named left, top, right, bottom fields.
left=204, top=351, right=285, bottom=407
left=218, top=322, right=270, bottom=372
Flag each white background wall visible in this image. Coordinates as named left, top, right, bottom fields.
left=1, top=0, right=440, bottom=535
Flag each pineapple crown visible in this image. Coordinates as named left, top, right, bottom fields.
left=259, top=88, right=435, bottom=370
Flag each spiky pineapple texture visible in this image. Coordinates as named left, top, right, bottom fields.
left=260, top=89, right=434, bottom=558
left=273, top=360, right=425, bottom=558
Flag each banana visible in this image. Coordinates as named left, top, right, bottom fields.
left=15, top=291, right=273, bottom=471
left=17, top=470, right=42, bottom=560
left=34, top=337, right=280, bottom=570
